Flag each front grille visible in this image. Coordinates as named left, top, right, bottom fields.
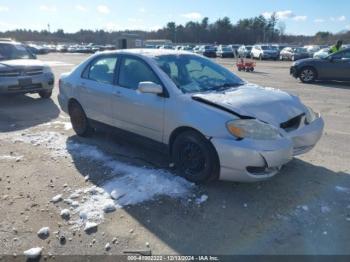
left=25, top=69, right=43, bottom=76
left=0, top=68, right=43, bottom=77
left=0, top=71, right=21, bottom=77
left=280, top=114, right=304, bottom=132
left=8, top=83, right=42, bottom=91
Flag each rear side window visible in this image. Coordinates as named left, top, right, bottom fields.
left=118, top=57, right=160, bottom=90
left=84, top=56, right=117, bottom=84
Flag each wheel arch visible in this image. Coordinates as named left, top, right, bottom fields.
left=68, top=98, right=82, bottom=114
left=299, top=65, right=318, bottom=79
left=168, top=126, right=220, bottom=160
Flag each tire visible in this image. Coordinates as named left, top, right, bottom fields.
left=68, top=101, right=93, bottom=137
left=250, top=67, right=254, bottom=72
left=38, top=90, right=52, bottom=99
left=172, top=130, right=220, bottom=183
left=299, top=67, right=317, bottom=83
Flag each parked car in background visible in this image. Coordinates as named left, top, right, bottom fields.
left=180, top=45, right=194, bottom=52
left=193, top=45, right=201, bottom=54
left=290, top=48, right=350, bottom=83
left=251, top=45, right=279, bottom=60
left=199, top=45, right=217, bottom=58
left=229, top=44, right=241, bottom=56
left=304, top=45, right=321, bottom=57
left=58, top=49, right=324, bottom=183
left=237, top=45, right=253, bottom=58
left=160, top=45, right=174, bottom=50
left=313, top=48, right=330, bottom=59
left=280, top=47, right=310, bottom=61
left=216, top=45, right=234, bottom=58
left=27, top=44, right=50, bottom=54
left=0, top=40, right=54, bottom=98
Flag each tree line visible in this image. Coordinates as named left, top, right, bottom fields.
left=0, top=14, right=349, bottom=45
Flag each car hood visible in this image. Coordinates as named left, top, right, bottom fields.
left=192, top=84, right=306, bottom=126
left=0, top=59, right=45, bottom=71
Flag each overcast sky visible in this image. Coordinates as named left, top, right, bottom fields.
left=0, top=0, right=349, bottom=35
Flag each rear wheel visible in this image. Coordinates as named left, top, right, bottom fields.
left=299, top=67, right=317, bottom=83
left=172, top=130, right=220, bottom=183
left=38, top=90, right=52, bottom=99
left=69, top=101, right=93, bottom=137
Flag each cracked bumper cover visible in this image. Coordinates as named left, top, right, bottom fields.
left=211, top=116, right=324, bottom=182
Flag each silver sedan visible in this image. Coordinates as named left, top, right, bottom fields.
left=58, top=49, right=324, bottom=183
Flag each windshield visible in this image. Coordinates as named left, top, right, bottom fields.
left=261, top=46, right=272, bottom=50
left=246, top=46, right=252, bottom=50
left=0, top=43, right=34, bottom=61
left=295, top=47, right=307, bottom=53
left=155, top=54, right=244, bottom=93
left=222, top=47, right=232, bottom=51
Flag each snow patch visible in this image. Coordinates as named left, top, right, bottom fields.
left=23, top=247, right=42, bottom=259
left=6, top=131, right=194, bottom=228
left=335, top=186, right=350, bottom=193
left=195, top=194, right=208, bottom=205
left=0, top=155, right=23, bottom=161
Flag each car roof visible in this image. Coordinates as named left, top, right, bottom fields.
left=0, top=40, right=21, bottom=45
left=97, top=48, right=196, bottom=58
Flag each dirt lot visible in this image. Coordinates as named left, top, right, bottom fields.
left=0, top=53, right=350, bottom=258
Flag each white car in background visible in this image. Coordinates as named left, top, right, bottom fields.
left=313, top=48, right=330, bottom=59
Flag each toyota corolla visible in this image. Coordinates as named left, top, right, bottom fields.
left=58, top=49, right=324, bottom=183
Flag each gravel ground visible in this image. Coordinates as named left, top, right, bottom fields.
left=0, top=53, right=350, bottom=258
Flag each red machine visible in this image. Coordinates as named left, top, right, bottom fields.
left=236, top=58, right=256, bottom=72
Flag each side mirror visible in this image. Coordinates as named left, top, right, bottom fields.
left=137, top=82, right=163, bottom=95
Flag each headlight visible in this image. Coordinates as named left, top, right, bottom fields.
left=305, top=106, right=317, bottom=124
left=43, top=66, right=52, bottom=74
left=226, top=119, right=281, bottom=140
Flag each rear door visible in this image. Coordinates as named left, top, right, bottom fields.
left=111, top=55, right=165, bottom=142
left=79, top=55, right=118, bottom=126
left=331, top=50, right=350, bottom=80
left=318, top=50, right=350, bottom=80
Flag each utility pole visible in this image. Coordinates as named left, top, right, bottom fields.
left=47, top=24, right=51, bottom=33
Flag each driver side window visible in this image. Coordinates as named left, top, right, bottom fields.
left=118, top=57, right=160, bottom=90
left=332, top=51, right=350, bottom=60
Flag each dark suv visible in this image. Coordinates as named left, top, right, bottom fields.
left=0, top=39, right=54, bottom=98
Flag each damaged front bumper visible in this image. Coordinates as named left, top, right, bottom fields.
left=211, top=115, right=324, bottom=182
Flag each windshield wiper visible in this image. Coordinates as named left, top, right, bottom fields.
left=210, top=83, right=243, bottom=91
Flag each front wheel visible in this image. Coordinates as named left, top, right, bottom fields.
left=172, top=131, right=220, bottom=184
left=38, top=90, right=52, bottom=99
left=299, top=67, right=317, bottom=83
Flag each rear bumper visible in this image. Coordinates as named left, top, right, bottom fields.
left=0, top=73, right=54, bottom=94
left=58, top=93, right=69, bottom=113
left=290, top=66, right=299, bottom=78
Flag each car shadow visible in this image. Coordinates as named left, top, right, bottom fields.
left=311, top=80, right=350, bottom=90
left=0, top=94, right=60, bottom=132
left=66, top=130, right=350, bottom=254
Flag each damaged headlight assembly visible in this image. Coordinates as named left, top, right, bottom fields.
left=305, top=106, right=318, bottom=124
left=226, top=119, right=281, bottom=140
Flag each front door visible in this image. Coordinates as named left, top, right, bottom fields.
left=111, top=55, right=165, bottom=142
